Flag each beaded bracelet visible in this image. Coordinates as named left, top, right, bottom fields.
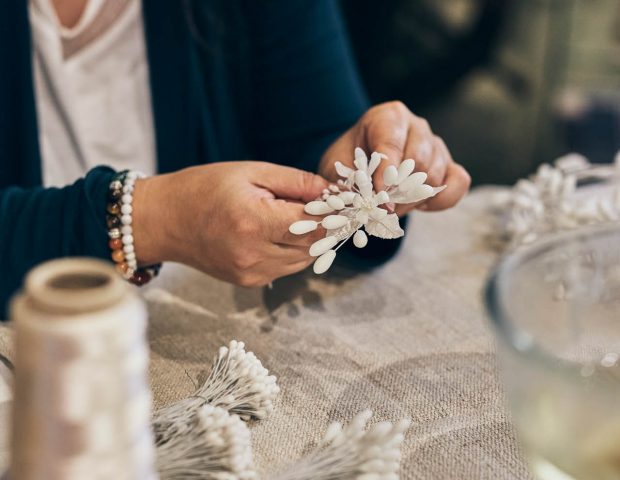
left=107, top=170, right=161, bottom=286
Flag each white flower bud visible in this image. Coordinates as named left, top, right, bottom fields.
left=289, top=220, right=318, bottom=235
left=396, top=159, right=415, bottom=184
left=338, top=191, right=357, bottom=205
left=383, top=165, right=398, bottom=186
left=353, top=230, right=368, bottom=248
left=326, top=195, right=345, bottom=210
left=374, top=191, right=390, bottom=205
left=313, top=250, right=336, bottom=274
left=304, top=201, right=334, bottom=216
left=309, top=236, right=339, bottom=257
left=321, top=215, right=349, bottom=230
left=352, top=195, right=363, bottom=208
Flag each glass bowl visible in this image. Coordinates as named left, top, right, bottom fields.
left=486, top=224, right=620, bottom=480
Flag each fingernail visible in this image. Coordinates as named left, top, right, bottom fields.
left=386, top=202, right=396, bottom=213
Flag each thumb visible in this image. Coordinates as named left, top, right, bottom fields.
left=253, top=163, right=329, bottom=203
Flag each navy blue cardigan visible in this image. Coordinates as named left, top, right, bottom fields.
left=0, top=1, right=370, bottom=313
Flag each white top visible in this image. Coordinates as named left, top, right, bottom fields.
left=29, top=0, right=157, bottom=188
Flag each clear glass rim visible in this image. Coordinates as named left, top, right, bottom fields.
left=485, top=223, right=620, bottom=373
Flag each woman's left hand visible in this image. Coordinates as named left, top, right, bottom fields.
left=319, top=101, right=471, bottom=215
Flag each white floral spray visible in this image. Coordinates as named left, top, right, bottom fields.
left=289, top=148, right=446, bottom=274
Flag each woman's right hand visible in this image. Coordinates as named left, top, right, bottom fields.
left=130, top=162, right=328, bottom=287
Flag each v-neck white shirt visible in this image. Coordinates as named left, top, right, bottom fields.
left=29, top=0, right=157, bottom=188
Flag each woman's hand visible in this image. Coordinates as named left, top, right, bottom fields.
left=319, top=101, right=471, bottom=215
left=131, top=162, right=328, bottom=287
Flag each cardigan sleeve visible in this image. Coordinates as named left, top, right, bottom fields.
left=0, top=166, right=115, bottom=316
left=244, top=0, right=370, bottom=172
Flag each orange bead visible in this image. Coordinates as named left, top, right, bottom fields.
left=111, top=250, right=125, bottom=263
left=109, top=238, right=122, bottom=250
left=116, top=262, right=129, bottom=274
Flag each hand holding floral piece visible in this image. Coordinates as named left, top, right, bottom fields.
left=289, top=148, right=446, bottom=274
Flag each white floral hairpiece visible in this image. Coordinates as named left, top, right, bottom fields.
left=289, top=148, right=446, bottom=274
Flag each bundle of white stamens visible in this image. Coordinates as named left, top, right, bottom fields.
left=270, top=410, right=411, bottom=480
left=156, top=404, right=257, bottom=479
left=153, top=340, right=279, bottom=446
left=290, top=148, right=446, bottom=274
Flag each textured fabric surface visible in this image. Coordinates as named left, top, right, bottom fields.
left=0, top=187, right=533, bottom=479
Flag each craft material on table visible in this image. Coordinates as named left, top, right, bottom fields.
left=3, top=262, right=410, bottom=479
left=0, top=187, right=532, bottom=479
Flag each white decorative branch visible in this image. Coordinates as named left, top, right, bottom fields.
left=290, top=148, right=446, bottom=274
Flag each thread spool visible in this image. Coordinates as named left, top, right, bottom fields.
left=9, top=258, right=157, bottom=480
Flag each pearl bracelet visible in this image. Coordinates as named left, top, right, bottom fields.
left=107, top=170, right=161, bottom=286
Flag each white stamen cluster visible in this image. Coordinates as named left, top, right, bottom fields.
left=290, top=148, right=446, bottom=274
left=153, top=341, right=279, bottom=444
left=156, top=404, right=257, bottom=480
left=503, top=152, right=620, bottom=245
left=271, top=410, right=411, bottom=480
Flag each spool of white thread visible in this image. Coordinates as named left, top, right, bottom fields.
left=9, top=258, right=157, bottom=480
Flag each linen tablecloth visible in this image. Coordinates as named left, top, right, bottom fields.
left=0, top=187, right=533, bottom=479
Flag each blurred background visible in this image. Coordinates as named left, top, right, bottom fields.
left=340, top=0, right=620, bottom=185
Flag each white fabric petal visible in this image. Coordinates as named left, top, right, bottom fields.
left=396, top=159, right=415, bottom=184
left=398, top=171, right=428, bottom=192
left=405, top=184, right=435, bottom=203
left=365, top=213, right=404, bottom=239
